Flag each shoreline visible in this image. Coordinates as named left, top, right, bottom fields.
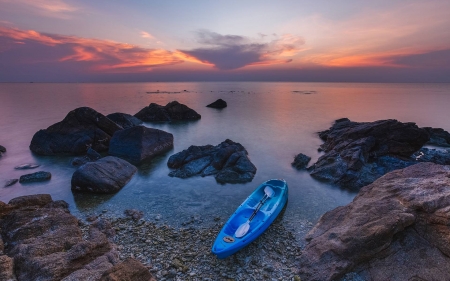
left=81, top=214, right=305, bottom=280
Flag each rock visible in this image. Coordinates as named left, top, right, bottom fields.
left=299, top=163, right=450, bottom=281
left=14, top=163, right=40, bottom=170
left=413, top=147, right=450, bottom=165
left=168, top=139, right=257, bottom=183
left=291, top=153, right=311, bottom=169
left=30, top=107, right=122, bottom=155
left=206, top=99, right=227, bottom=109
left=71, top=156, right=137, bottom=194
left=124, top=209, right=143, bottom=221
left=0, top=194, right=150, bottom=281
left=100, top=258, right=156, bottom=281
left=106, top=113, right=143, bottom=129
left=0, top=145, right=5, bottom=155
left=4, top=179, right=18, bottom=187
left=108, top=126, right=173, bottom=165
left=72, top=148, right=102, bottom=166
left=134, top=101, right=201, bottom=122
left=308, top=118, right=430, bottom=189
left=423, top=127, right=450, bottom=147
left=19, top=171, right=51, bottom=183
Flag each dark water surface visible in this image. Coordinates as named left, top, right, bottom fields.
left=1, top=82, right=449, bottom=234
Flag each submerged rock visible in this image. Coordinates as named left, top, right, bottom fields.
left=134, top=101, right=201, bottom=122
left=14, top=163, right=40, bottom=170
left=299, top=163, right=450, bottom=281
left=19, top=171, right=51, bottom=183
left=4, top=179, right=18, bottom=187
left=71, top=156, right=137, bottom=194
left=291, top=153, right=311, bottom=169
left=308, top=118, right=430, bottom=189
left=106, top=112, right=143, bottom=129
left=109, top=125, right=173, bottom=165
left=168, top=139, right=257, bottom=183
left=30, top=107, right=122, bottom=155
left=206, top=99, right=227, bottom=109
left=124, top=209, right=144, bottom=221
left=0, top=194, right=153, bottom=281
left=0, top=145, right=5, bottom=155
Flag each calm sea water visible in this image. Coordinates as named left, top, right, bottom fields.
left=1, top=82, right=450, bottom=235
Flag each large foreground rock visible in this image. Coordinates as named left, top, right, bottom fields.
left=308, top=118, right=430, bottom=189
left=0, top=194, right=153, bottom=281
left=168, top=139, right=257, bottom=183
left=30, top=107, right=122, bottom=155
left=71, top=156, right=137, bottom=194
left=134, top=101, right=201, bottom=122
left=109, top=125, right=173, bottom=165
left=299, top=163, right=450, bottom=281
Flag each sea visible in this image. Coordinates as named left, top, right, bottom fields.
left=1, top=82, right=449, bottom=236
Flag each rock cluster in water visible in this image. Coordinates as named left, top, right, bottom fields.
left=206, top=99, right=227, bottom=109
left=308, top=118, right=433, bottom=189
left=168, top=139, right=257, bottom=183
left=0, top=194, right=154, bottom=280
left=71, top=156, right=137, bottom=194
left=135, top=101, right=201, bottom=122
left=30, top=107, right=122, bottom=155
left=299, top=162, right=450, bottom=281
left=291, top=153, right=311, bottom=169
left=108, top=126, right=174, bottom=165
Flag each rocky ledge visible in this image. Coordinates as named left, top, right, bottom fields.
left=135, top=101, right=201, bottom=122
left=167, top=139, right=257, bottom=183
left=0, top=194, right=154, bottom=281
left=299, top=162, right=450, bottom=281
left=307, top=118, right=449, bottom=189
left=30, top=107, right=122, bottom=155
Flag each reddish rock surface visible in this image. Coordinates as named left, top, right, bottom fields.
left=299, top=162, right=450, bottom=281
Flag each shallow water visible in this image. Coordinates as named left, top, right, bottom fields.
left=1, top=82, right=449, bottom=234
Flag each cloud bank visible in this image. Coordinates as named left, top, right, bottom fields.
left=179, top=30, right=305, bottom=70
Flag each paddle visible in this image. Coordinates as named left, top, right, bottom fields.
left=235, top=186, right=275, bottom=238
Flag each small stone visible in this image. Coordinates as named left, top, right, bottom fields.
left=19, top=171, right=51, bottom=183
left=4, top=179, right=18, bottom=187
left=291, top=153, right=311, bottom=169
left=155, top=214, right=162, bottom=221
left=14, top=163, right=40, bottom=170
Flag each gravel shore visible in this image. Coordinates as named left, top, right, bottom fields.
left=82, top=214, right=304, bottom=281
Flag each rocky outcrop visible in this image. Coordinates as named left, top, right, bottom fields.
left=299, top=163, right=450, bottom=281
left=71, top=156, right=137, bottom=194
left=308, top=118, right=430, bottom=189
left=0, top=194, right=153, bottom=281
left=291, top=153, right=311, bottom=169
left=30, top=107, right=122, bottom=155
left=206, top=99, right=227, bottom=109
left=19, top=171, right=51, bottom=183
left=99, top=258, right=155, bottom=281
left=423, top=127, right=450, bottom=147
left=134, top=101, right=201, bottom=122
left=109, top=126, right=173, bottom=165
left=106, top=113, right=142, bottom=129
left=168, top=139, right=257, bottom=183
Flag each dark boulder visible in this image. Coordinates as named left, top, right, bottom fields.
left=206, top=99, right=227, bottom=109
left=423, top=127, right=450, bottom=147
left=134, top=101, right=201, bottom=122
left=0, top=194, right=153, bottom=281
left=71, top=156, right=137, bottom=194
left=19, top=171, right=51, bottom=183
left=291, top=153, right=311, bottom=169
left=168, top=139, right=257, bottom=183
left=108, top=125, right=173, bottom=165
left=30, top=107, right=122, bottom=155
left=309, top=118, right=430, bottom=189
left=106, top=113, right=143, bottom=129
left=299, top=163, right=450, bottom=281
left=71, top=147, right=102, bottom=166
left=0, top=145, right=5, bottom=155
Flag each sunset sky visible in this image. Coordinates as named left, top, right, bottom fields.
left=1, top=0, right=449, bottom=82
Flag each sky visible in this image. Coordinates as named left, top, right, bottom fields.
left=0, top=0, right=449, bottom=82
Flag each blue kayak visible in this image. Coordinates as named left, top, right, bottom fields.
left=211, top=179, right=288, bottom=259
